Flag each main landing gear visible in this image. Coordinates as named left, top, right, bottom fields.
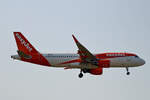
left=78, top=69, right=84, bottom=78
left=78, top=69, right=90, bottom=78
left=79, top=73, right=83, bottom=78
left=126, top=67, right=130, bottom=75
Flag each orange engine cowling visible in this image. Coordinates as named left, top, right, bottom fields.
left=89, top=67, right=103, bottom=75
left=89, top=60, right=110, bottom=75
left=98, top=60, right=110, bottom=68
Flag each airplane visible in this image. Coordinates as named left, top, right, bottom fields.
left=11, top=32, right=145, bottom=78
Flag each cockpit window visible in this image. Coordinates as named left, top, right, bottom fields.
left=135, top=55, right=139, bottom=58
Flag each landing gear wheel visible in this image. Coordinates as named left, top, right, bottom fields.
left=78, top=73, right=83, bottom=78
left=127, top=72, right=130, bottom=75
left=126, top=67, right=130, bottom=75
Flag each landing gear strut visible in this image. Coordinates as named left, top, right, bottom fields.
left=78, top=69, right=83, bottom=78
left=126, top=67, right=130, bottom=75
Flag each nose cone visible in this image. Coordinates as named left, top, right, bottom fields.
left=139, top=59, right=145, bottom=66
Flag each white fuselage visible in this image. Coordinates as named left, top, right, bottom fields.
left=42, top=53, right=145, bottom=69
left=11, top=53, right=145, bottom=69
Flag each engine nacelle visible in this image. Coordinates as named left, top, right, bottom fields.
left=89, top=60, right=110, bottom=75
left=89, top=67, right=103, bottom=75
left=98, top=60, right=110, bottom=68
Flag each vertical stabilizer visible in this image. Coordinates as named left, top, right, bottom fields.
left=13, top=32, right=50, bottom=66
left=14, top=32, right=39, bottom=55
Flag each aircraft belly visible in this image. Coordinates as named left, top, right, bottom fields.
left=110, top=57, right=127, bottom=67
left=109, top=57, right=137, bottom=67
left=46, top=57, right=97, bottom=69
left=46, top=58, right=81, bottom=68
left=54, top=62, right=81, bottom=68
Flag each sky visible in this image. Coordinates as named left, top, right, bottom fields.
left=0, top=0, right=150, bottom=100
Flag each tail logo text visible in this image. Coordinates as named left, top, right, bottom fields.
left=16, top=33, right=32, bottom=52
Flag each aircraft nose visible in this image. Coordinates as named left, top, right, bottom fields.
left=139, top=59, right=145, bottom=66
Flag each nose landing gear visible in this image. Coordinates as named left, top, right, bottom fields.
left=126, top=67, right=130, bottom=75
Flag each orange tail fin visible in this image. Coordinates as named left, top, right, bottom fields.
left=14, top=32, right=39, bottom=55
left=13, top=32, right=50, bottom=66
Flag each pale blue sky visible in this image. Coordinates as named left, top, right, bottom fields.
left=0, top=0, right=150, bottom=100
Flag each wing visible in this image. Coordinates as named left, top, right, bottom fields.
left=72, top=35, right=98, bottom=66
